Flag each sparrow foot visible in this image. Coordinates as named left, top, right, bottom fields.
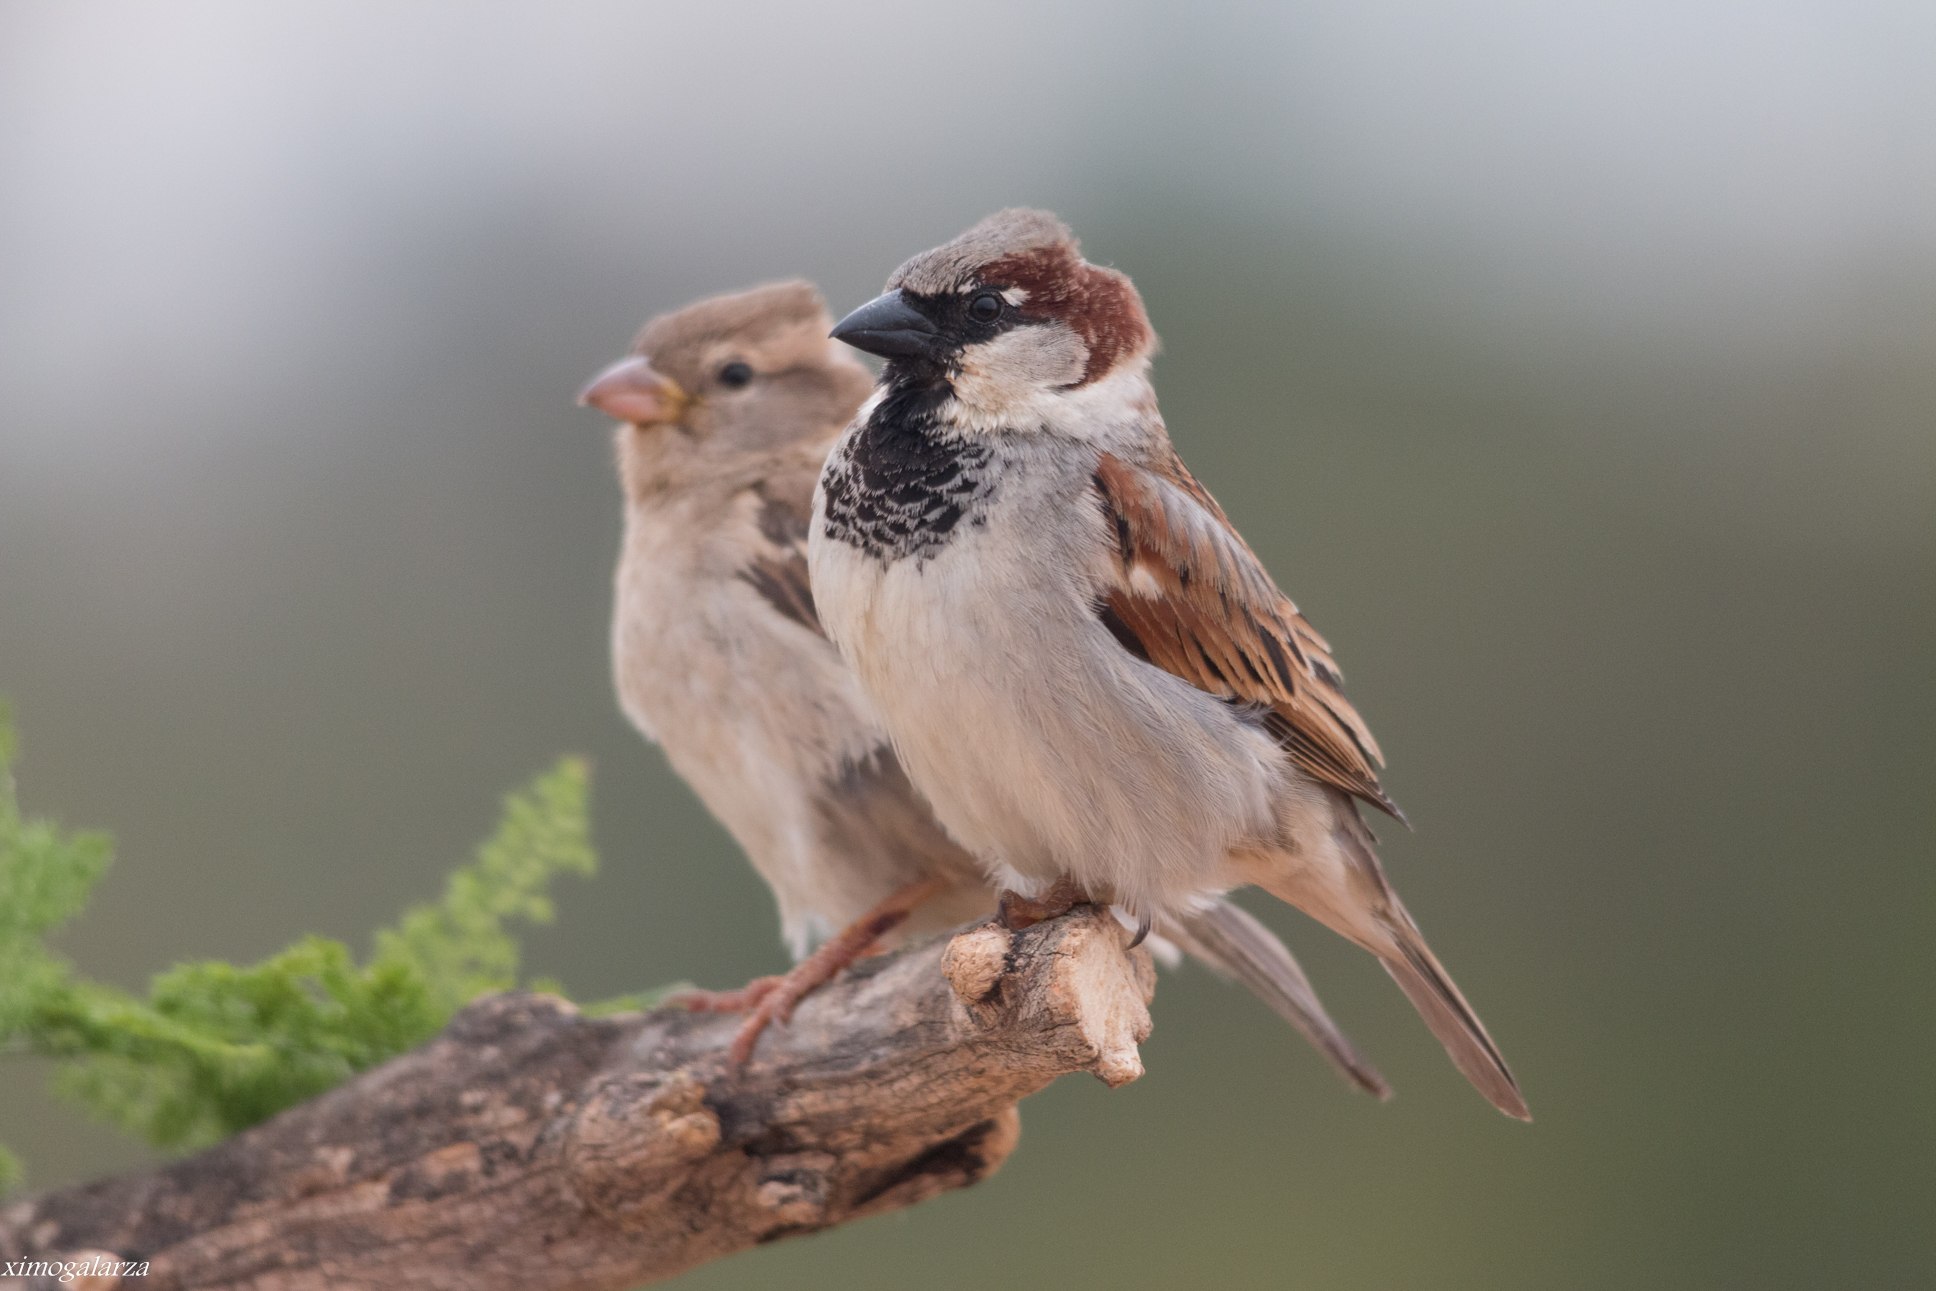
left=996, top=876, right=1091, bottom=930
left=668, top=977, right=785, bottom=1014
left=727, top=876, right=948, bottom=1067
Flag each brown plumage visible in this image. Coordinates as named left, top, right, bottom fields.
left=812, top=209, right=1527, bottom=1117
left=1093, top=449, right=1400, bottom=819
left=1093, top=450, right=1517, bottom=1114
left=582, top=279, right=1388, bottom=1091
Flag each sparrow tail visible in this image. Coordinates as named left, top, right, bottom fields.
left=1370, top=898, right=1531, bottom=1120
left=1255, top=813, right=1530, bottom=1120
left=1168, top=899, right=1391, bottom=1099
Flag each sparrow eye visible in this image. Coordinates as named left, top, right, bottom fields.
left=967, top=291, right=1004, bottom=324
left=717, top=361, right=754, bottom=389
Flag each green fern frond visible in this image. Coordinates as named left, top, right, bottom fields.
left=0, top=703, right=602, bottom=1184
left=373, top=757, right=596, bottom=1016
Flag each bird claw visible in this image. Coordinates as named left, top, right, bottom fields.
left=667, top=975, right=812, bottom=1068
left=996, top=876, right=1090, bottom=930
left=726, top=982, right=807, bottom=1067
left=667, top=977, right=785, bottom=1014
left=717, top=875, right=946, bottom=1068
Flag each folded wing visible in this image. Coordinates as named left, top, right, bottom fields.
left=1091, top=449, right=1401, bottom=820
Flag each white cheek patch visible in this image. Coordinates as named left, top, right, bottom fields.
left=949, top=325, right=1087, bottom=423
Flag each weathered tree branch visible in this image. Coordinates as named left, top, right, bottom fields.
left=0, top=908, right=1153, bottom=1290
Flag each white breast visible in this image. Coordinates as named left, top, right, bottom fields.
left=811, top=443, right=1284, bottom=921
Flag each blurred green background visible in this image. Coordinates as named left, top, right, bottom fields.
left=2, top=2, right=1931, bottom=1286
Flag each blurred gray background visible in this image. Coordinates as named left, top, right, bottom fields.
left=2, top=2, right=1931, bottom=1287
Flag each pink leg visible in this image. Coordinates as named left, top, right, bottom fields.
left=727, top=876, right=948, bottom=1066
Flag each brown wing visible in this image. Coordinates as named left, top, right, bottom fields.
left=738, top=458, right=826, bottom=636
left=1092, top=450, right=1401, bottom=819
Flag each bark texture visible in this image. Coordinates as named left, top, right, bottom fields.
left=0, top=908, right=1154, bottom=1290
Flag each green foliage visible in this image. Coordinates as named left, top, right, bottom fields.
left=371, top=756, right=595, bottom=1018
left=0, top=702, right=598, bottom=1185
left=0, top=703, right=114, bottom=1044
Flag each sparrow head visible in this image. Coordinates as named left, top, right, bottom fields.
left=830, top=209, right=1155, bottom=425
left=580, top=280, right=873, bottom=493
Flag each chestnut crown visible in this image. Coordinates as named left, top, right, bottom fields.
left=832, top=209, right=1155, bottom=393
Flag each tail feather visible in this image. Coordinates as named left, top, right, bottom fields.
left=1376, top=904, right=1530, bottom=1121
left=1168, top=899, right=1391, bottom=1099
left=1253, top=808, right=1531, bottom=1120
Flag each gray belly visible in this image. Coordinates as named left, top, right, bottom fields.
left=848, top=530, right=1285, bottom=921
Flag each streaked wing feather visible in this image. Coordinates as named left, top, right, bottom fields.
left=1092, top=450, right=1399, bottom=818
left=738, top=462, right=830, bottom=638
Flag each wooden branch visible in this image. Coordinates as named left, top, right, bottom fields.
left=0, top=908, right=1154, bottom=1290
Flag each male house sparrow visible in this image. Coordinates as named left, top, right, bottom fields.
left=582, top=281, right=1386, bottom=1091
left=810, top=213, right=1528, bottom=1118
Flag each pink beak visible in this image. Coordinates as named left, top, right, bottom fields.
left=578, top=356, right=689, bottom=426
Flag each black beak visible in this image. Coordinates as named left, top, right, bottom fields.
left=829, top=290, right=942, bottom=360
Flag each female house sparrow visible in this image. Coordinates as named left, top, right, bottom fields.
left=582, top=281, right=1387, bottom=1092
left=810, top=214, right=1528, bottom=1118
